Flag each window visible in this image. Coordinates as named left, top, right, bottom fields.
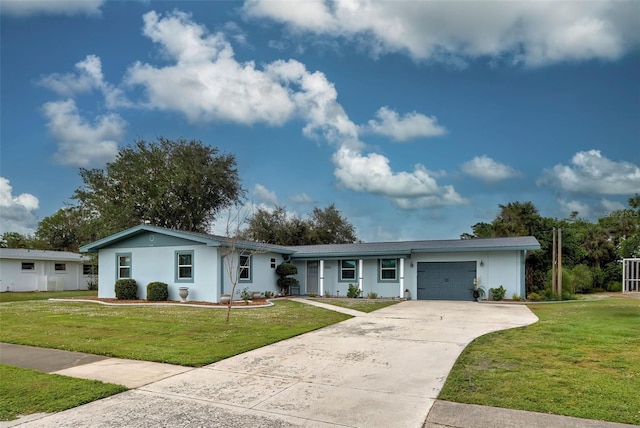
left=83, top=264, right=98, bottom=275
left=54, top=263, right=66, bottom=272
left=21, top=262, right=35, bottom=271
left=239, top=255, right=251, bottom=282
left=340, top=260, right=356, bottom=281
left=379, top=259, right=398, bottom=281
left=175, top=251, right=194, bottom=283
left=117, top=254, right=131, bottom=279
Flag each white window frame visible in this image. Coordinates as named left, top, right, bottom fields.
left=379, top=258, right=398, bottom=282
left=175, top=251, right=194, bottom=283
left=116, top=253, right=132, bottom=279
left=340, top=260, right=357, bottom=282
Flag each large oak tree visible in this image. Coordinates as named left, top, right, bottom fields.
left=73, top=137, right=244, bottom=236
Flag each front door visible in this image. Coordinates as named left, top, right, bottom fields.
left=307, top=261, right=318, bottom=294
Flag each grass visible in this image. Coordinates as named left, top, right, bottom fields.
left=310, top=297, right=399, bottom=313
left=439, top=298, right=640, bottom=425
left=0, top=300, right=350, bottom=366
left=0, top=290, right=97, bottom=303
left=0, top=364, right=127, bottom=421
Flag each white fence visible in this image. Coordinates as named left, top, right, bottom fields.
left=622, top=258, right=640, bottom=292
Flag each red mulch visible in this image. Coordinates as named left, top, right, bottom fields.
left=62, top=296, right=270, bottom=306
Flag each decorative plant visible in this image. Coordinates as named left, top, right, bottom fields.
left=239, top=287, right=252, bottom=304
left=115, top=279, right=138, bottom=300
left=471, top=285, right=486, bottom=302
left=276, top=262, right=298, bottom=295
left=309, top=292, right=317, bottom=298
left=347, top=283, right=360, bottom=298
left=366, top=292, right=378, bottom=299
left=490, top=285, right=506, bottom=301
left=264, top=290, right=274, bottom=299
left=324, top=289, right=330, bottom=298
left=147, top=281, right=168, bottom=301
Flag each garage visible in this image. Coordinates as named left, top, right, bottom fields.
left=416, top=261, right=477, bottom=301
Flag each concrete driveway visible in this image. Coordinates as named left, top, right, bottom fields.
left=16, top=300, right=538, bottom=428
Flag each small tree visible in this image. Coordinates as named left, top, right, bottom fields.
left=220, top=207, right=266, bottom=322
left=276, top=262, right=298, bottom=295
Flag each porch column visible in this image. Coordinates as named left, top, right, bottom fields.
left=399, top=258, right=405, bottom=298
left=358, top=259, right=364, bottom=294
left=319, top=259, right=324, bottom=296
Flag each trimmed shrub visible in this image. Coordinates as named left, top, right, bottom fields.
left=115, top=279, right=138, bottom=300
left=147, top=282, right=168, bottom=301
left=366, top=292, right=378, bottom=299
left=276, top=262, right=298, bottom=295
left=347, top=283, right=360, bottom=298
left=490, top=285, right=506, bottom=301
left=607, top=281, right=622, bottom=292
left=527, top=292, right=542, bottom=302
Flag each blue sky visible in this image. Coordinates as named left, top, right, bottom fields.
left=1, top=1, right=639, bottom=241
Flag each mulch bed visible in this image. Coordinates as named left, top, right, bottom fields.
left=60, top=296, right=271, bottom=306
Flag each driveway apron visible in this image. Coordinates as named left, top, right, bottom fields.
left=16, top=301, right=538, bottom=428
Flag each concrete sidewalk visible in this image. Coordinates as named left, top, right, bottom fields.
left=2, top=300, right=634, bottom=427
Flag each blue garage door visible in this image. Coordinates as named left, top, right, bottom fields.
left=416, top=262, right=477, bottom=301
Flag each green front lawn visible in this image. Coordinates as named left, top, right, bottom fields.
left=0, top=365, right=127, bottom=421
left=0, top=300, right=350, bottom=366
left=310, top=297, right=399, bottom=313
left=440, top=298, right=640, bottom=425
left=0, top=290, right=97, bottom=303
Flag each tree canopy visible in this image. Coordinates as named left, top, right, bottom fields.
left=72, top=137, right=244, bottom=236
left=241, top=204, right=358, bottom=246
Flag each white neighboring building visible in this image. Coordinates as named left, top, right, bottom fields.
left=0, top=248, right=97, bottom=292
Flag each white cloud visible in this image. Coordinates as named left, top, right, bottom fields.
left=0, top=177, right=39, bottom=235
left=253, top=184, right=279, bottom=206
left=42, top=99, right=124, bottom=167
left=538, top=150, right=640, bottom=195
left=1, top=0, right=104, bottom=16
left=39, top=55, right=129, bottom=109
left=362, top=107, right=445, bottom=142
left=333, top=147, right=466, bottom=208
left=461, top=155, right=522, bottom=183
left=558, top=198, right=591, bottom=218
left=124, top=10, right=297, bottom=125
left=290, top=193, right=314, bottom=204
left=243, top=0, right=639, bottom=66
left=599, top=198, right=625, bottom=214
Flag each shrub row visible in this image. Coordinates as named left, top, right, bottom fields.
left=114, top=279, right=169, bottom=301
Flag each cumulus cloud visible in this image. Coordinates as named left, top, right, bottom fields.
left=461, top=155, right=522, bottom=183
left=39, top=55, right=130, bottom=109
left=538, top=150, right=640, bottom=195
left=1, top=0, right=104, bottom=16
left=333, top=147, right=466, bottom=208
left=290, top=193, right=314, bottom=204
left=362, top=107, right=446, bottom=142
left=42, top=99, right=124, bottom=167
left=122, top=10, right=462, bottom=209
left=0, top=177, right=39, bottom=235
left=124, top=10, right=297, bottom=125
left=243, top=0, right=639, bottom=66
left=253, top=184, right=279, bottom=206
left=558, top=198, right=591, bottom=218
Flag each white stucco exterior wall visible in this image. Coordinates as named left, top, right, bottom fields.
left=1, top=259, right=92, bottom=292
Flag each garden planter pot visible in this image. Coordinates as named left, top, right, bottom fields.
left=178, top=287, right=189, bottom=302
left=220, top=294, right=231, bottom=304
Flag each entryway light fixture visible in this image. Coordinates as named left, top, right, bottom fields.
left=480, top=260, right=484, bottom=267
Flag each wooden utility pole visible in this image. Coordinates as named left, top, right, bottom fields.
left=557, top=228, right=562, bottom=296
left=552, top=227, right=557, bottom=295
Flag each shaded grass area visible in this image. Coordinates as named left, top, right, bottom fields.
left=0, top=290, right=97, bottom=303
left=0, top=364, right=127, bottom=421
left=0, top=300, right=350, bottom=366
left=310, top=298, right=399, bottom=313
left=439, top=298, right=640, bottom=425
